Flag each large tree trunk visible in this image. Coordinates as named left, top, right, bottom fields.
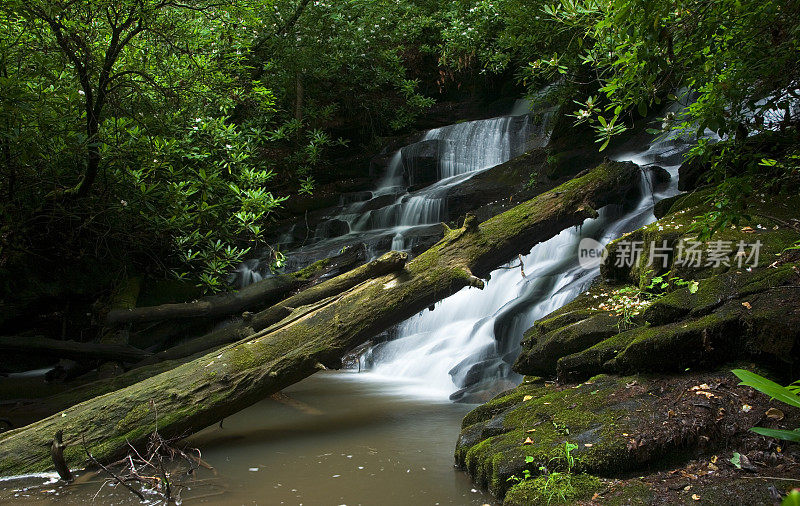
left=105, top=243, right=367, bottom=326
left=0, top=161, right=640, bottom=476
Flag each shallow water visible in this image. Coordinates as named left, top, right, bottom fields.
left=0, top=371, right=492, bottom=505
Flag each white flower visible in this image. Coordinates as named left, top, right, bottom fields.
left=120, top=199, right=128, bottom=207
left=78, top=89, right=85, bottom=95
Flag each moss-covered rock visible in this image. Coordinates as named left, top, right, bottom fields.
left=513, top=263, right=800, bottom=383
left=456, top=369, right=800, bottom=504
left=455, top=375, right=640, bottom=499
left=514, top=192, right=800, bottom=383
left=600, top=195, right=800, bottom=286
left=515, top=312, right=620, bottom=376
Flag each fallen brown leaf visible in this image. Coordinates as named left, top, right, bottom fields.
left=766, top=407, right=785, bottom=421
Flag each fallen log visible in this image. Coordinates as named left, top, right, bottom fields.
left=104, top=244, right=367, bottom=326
left=0, top=336, right=152, bottom=363
left=0, top=250, right=410, bottom=425
left=0, top=161, right=640, bottom=476
left=147, top=250, right=410, bottom=363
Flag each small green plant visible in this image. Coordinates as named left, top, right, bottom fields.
left=507, top=442, right=579, bottom=504
left=732, top=369, right=800, bottom=442
left=604, top=271, right=698, bottom=330
left=507, top=455, right=536, bottom=483
left=526, top=171, right=539, bottom=190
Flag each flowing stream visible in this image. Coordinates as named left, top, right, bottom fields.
left=0, top=101, right=701, bottom=504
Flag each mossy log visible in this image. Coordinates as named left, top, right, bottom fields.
left=0, top=252, right=410, bottom=427
left=104, top=243, right=367, bottom=326
left=147, top=250, right=411, bottom=363
left=0, top=161, right=640, bottom=476
left=0, top=336, right=151, bottom=363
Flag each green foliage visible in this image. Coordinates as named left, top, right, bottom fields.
left=784, top=489, right=800, bottom=506
left=732, top=369, right=800, bottom=443
left=539, top=0, right=800, bottom=142
left=0, top=0, right=439, bottom=293
left=508, top=442, right=579, bottom=504
left=607, top=271, right=697, bottom=330
left=684, top=136, right=800, bottom=240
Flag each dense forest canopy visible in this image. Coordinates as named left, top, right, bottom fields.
left=0, top=0, right=798, bottom=293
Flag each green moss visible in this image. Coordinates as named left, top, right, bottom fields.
left=504, top=473, right=602, bottom=506
left=293, top=257, right=331, bottom=281
left=601, top=479, right=653, bottom=505
left=456, top=375, right=644, bottom=499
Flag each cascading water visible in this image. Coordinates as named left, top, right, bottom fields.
left=358, top=105, right=702, bottom=402
left=235, top=101, right=552, bottom=280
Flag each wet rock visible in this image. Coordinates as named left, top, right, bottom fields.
left=339, top=191, right=373, bottom=205
left=401, top=139, right=441, bottom=187
left=358, top=193, right=400, bottom=213
left=314, top=219, right=351, bottom=239
left=451, top=357, right=511, bottom=389
left=648, top=165, right=671, bottom=187
left=513, top=313, right=619, bottom=377
left=449, top=378, right=518, bottom=404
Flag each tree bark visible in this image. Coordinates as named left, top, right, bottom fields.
left=105, top=244, right=367, bottom=326
left=0, top=161, right=640, bottom=476
left=0, top=336, right=151, bottom=363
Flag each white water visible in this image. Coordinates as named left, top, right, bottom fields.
left=348, top=112, right=540, bottom=234
left=247, top=102, right=551, bottom=277
left=360, top=107, right=700, bottom=400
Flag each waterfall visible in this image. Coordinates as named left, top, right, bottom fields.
left=359, top=112, right=699, bottom=401
left=238, top=101, right=551, bottom=280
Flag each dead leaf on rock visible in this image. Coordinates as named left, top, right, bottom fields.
left=522, top=395, right=533, bottom=402
left=741, top=404, right=752, bottom=412
left=523, top=437, right=533, bottom=445
left=742, top=301, right=752, bottom=309
left=692, top=494, right=701, bottom=501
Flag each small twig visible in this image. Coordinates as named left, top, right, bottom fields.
left=82, top=435, right=145, bottom=501
left=739, top=476, right=800, bottom=482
